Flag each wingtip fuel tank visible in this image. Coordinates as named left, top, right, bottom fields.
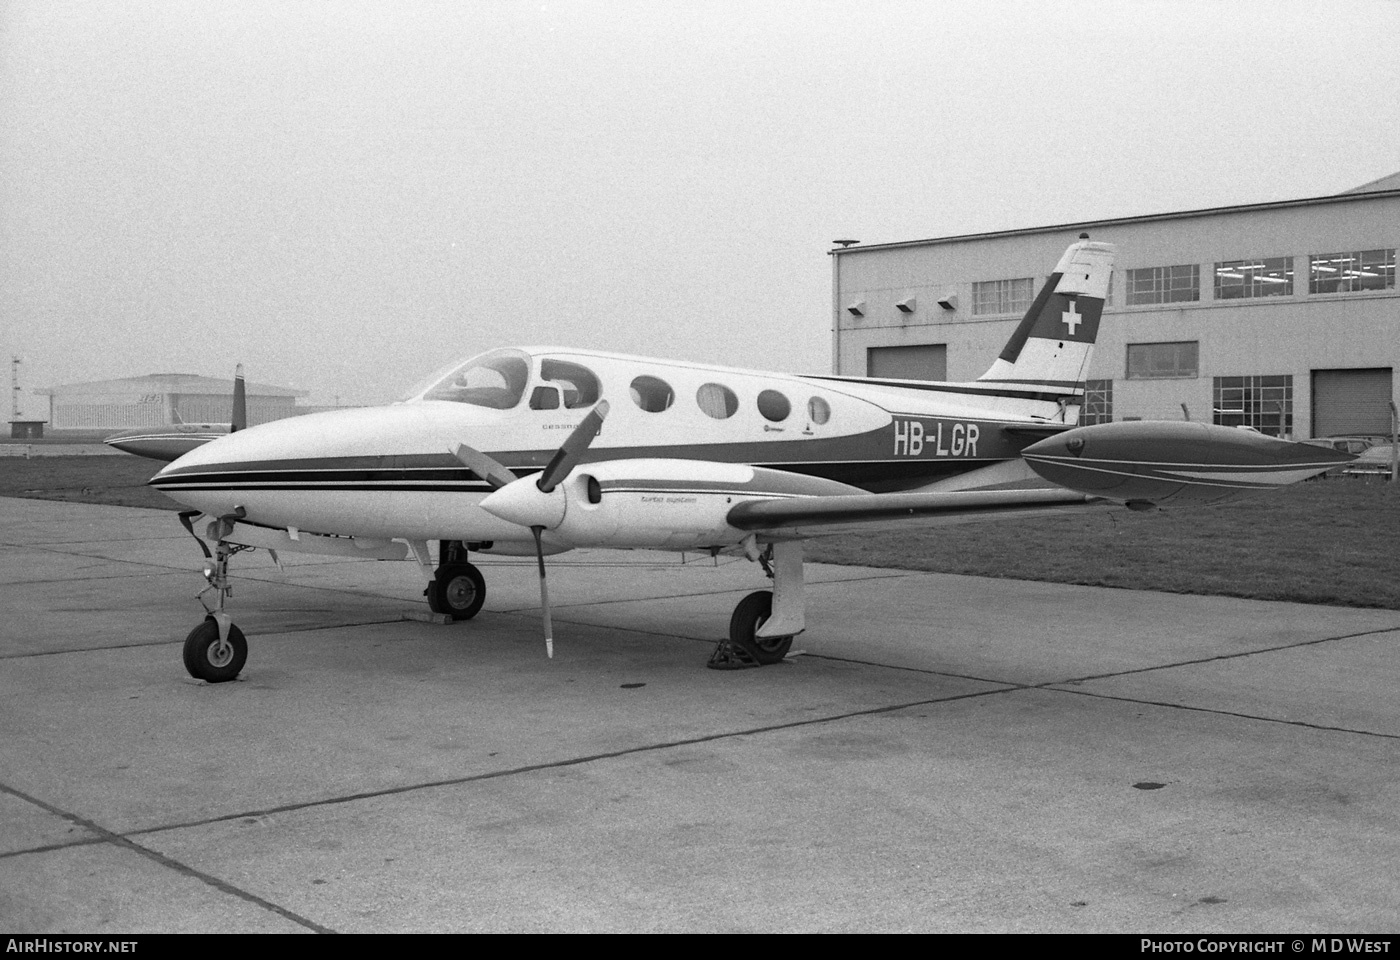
left=1021, top=421, right=1356, bottom=506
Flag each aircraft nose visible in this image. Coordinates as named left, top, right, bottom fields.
left=148, top=403, right=441, bottom=516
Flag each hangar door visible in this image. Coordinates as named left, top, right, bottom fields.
left=1311, top=368, right=1394, bottom=437
left=867, top=344, right=947, bottom=381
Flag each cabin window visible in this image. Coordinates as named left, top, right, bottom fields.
left=529, top=386, right=561, bottom=410
left=757, top=389, right=791, bottom=422
left=696, top=383, right=739, bottom=419
left=807, top=396, right=831, bottom=425
left=540, top=359, right=602, bottom=409
left=630, top=375, right=675, bottom=413
left=420, top=349, right=530, bottom=409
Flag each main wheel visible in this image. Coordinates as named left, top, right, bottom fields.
left=183, top=618, right=248, bottom=683
left=427, top=563, right=486, bottom=620
left=728, top=590, right=792, bottom=665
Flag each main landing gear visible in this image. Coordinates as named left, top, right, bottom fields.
left=425, top=540, right=486, bottom=620
left=711, top=540, right=806, bottom=669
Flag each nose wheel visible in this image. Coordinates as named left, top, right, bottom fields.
left=183, top=616, right=248, bottom=683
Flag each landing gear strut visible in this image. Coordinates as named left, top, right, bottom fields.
left=182, top=525, right=252, bottom=683
left=712, top=540, right=805, bottom=668
left=425, top=540, right=486, bottom=620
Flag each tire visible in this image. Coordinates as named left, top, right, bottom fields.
left=728, top=590, right=792, bottom=665
left=427, top=563, right=486, bottom=620
left=183, top=618, right=248, bottom=683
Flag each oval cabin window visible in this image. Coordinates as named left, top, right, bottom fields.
left=630, top=375, right=675, bottom=413
left=696, top=383, right=739, bottom=419
left=808, top=396, right=831, bottom=425
left=757, top=389, right=791, bottom=422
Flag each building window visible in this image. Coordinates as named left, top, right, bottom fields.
left=1081, top=379, right=1113, bottom=425
left=1126, top=342, right=1198, bottom=379
left=1213, top=375, right=1293, bottom=438
left=1214, top=257, right=1294, bottom=299
left=1126, top=265, right=1200, bottom=305
left=1309, top=249, right=1396, bottom=294
left=972, top=277, right=1035, bottom=316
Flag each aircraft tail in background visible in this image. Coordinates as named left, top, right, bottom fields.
left=232, top=363, right=246, bottom=433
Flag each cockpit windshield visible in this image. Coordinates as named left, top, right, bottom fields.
left=413, top=349, right=531, bottom=409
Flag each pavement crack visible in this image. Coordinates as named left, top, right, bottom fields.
left=1043, top=624, right=1400, bottom=686
left=1046, top=686, right=1400, bottom=740
left=0, top=781, right=335, bottom=933
left=100, top=685, right=1021, bottom=841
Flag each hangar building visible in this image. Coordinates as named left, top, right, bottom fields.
left=36, top=373, right=307, bottom=433
left=830, top=173, right=1400, bottom=439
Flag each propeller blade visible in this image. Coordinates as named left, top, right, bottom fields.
left=532, top=525, right=554, bottom=658
left=450, top=443, right=519, bottom=490
left=537, top=400, right=610, bottom=493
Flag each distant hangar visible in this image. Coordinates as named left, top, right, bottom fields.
left=831, top=172, right=1400, bottom=439
left=35, top=372, right=308, bottom=432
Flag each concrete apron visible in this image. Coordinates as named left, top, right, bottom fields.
left=2, top=496, right=1398, bottom=932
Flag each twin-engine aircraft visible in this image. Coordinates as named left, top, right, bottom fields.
left=105, top=365, right=248, bottom=461
left=149, top=237, right=1351, bottom=682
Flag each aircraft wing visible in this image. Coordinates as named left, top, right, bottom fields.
left=726, top=487, right=1100, bottom=538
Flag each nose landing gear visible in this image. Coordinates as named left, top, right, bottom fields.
left=184, top=536, right=254, bottom=682
left=178, top=510, right=256, bottom=683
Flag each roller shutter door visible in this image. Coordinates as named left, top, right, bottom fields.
left=1311, top=368, right=1393, bottom=437
left=867, top=344, right=947, bottom=381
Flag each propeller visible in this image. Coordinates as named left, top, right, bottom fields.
left=451, top=400, right=610, bottom=658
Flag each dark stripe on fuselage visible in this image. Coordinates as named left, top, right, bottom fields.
left=151, top=459, right=998, bottom=496
left=801, top=375, right=1081, bottom=404
left=151, top=418, right=1043, bottom=496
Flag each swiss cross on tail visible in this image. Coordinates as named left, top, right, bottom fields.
left=1048, top=294, right=1099, bottom=341
left=1061, top=301, right=1082, bottom=335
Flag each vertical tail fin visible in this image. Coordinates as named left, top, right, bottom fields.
left=978, top=236, right=1116, bottom=386
left=231, top=364, right=247, bottom=432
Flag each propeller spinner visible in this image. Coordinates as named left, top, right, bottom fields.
left=452, top=400, right=609, bottom=657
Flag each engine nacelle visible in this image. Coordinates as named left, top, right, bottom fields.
left=552, top=458, right=861, bottom=549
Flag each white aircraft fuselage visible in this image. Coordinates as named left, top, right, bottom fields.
left=153, top=346, right=1076, bottom=552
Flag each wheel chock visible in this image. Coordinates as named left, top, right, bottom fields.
left=706, top=639, right=759, bottom=670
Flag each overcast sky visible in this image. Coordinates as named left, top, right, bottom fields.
left=3, top=0, right=1398, bottom=406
